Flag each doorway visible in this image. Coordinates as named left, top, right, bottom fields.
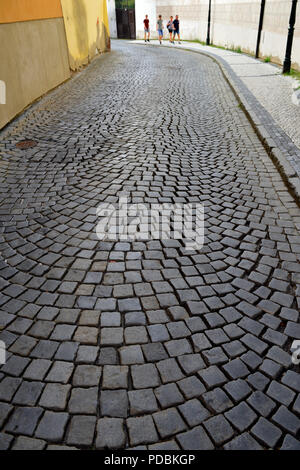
left=116, top=0, right=136, bottom=39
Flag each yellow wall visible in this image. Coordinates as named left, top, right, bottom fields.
left=0, top=0, right=63, bottom=23
left=0, top=18, right=70, bottom=129
left=60, top=0, right=110, bottom=70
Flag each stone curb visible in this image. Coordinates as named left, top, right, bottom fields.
left=133, top=42, right=300, bottom=206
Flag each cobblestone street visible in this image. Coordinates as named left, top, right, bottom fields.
left=0, top=41, right=300, bottom=450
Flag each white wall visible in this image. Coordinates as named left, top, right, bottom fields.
left=210, top=0, right=300, bottom=69
left=107, top=0, right=117, bottom=38
left=136, top=0, right=157, bottom=39
left=134, top=0, right=300, bottom=70
left=259, top=0, right=300, bottom=68
left=135, top=0, right=208, bottom=40
left=156, top=0, right=208, bottom=40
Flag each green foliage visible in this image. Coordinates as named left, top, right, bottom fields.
left=115, top=0, right=135, bottom=9
left=210, top=43, right=227, bottom=50
left=284, top=68, right=300, bottom=80
left=264, top=56, right=271, bottom=63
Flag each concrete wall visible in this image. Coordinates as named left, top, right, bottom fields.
left=107, top=0, right=117, bottom=38
left=60, top=0, right=110, bottom=71
left=210, top=0, right=300, bottom=69
left=210, top=0, right=260, bottom=54
left=136, top=0, right=157, bottom=39
left=135, top=0, right=300, bottom=70
left=156, top=0, right=208, bottom=40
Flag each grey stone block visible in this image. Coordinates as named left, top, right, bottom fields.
left=128, top=389, right=158, bottom=415
left=45, top=361, right=74, bottom=384
left=179, top=398, right=210, bottom=426
left=96, top=418, right=126, bottom=449
left=272, top=405, right=300, bottom=436
left=68, top=387, right=98, bottom=414
left=102, top=365, right=128, bottom=389
left=127, top=415, right=158, bottom=446
left=177, top=426, right=214, bottom=450
left=251, top=417, right=282, bottom=448
left=154, top=383, right=184, bottom=408
left=203, top=388, right=233, bottom=413
left=35, top=411, right=69, bottom=442
left=224, top=433, right=262, bottom=450
left=224, top=402, right=257, bottom=432
left=39, top=383, right=71, bottom=410
left=72, top=365, right=102, bottom=386
left=131, top=364, right=160, bottom=389
left=100, top=390, right=128, bottom=418
left=204, top=415, right=234, bottom=445
left=6, top=406, right=43, bottom=436
left=67, top=415, right=96, bottom=446
left=153, top=408, right=187, bottom=438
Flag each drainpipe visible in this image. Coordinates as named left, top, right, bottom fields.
left=206, top=0, right=212, bottom=45
left=283, top=0, right=298, bottom=73
left=255, top=0, right=266, bottom=58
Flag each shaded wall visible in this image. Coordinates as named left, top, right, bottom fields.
left=136, top=0, right=300, bottom=71
left=60, top=0, right=110, bottom=70
left=210, top=1, right=261, bottom=55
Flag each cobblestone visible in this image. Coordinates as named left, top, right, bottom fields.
left=39, top=383, right=70, bottom=411
left=127, top=416, right=158, bottom=446
left=6, top=406, right=43, bottom=436
left=153, top=408, right=187, bottom=438
left=67, top=415, right=96, bottom=447
left=251, top=417, right=282, bottom=448
left=1, top=40, right=300, bottom=450
left=177, top=426, right=214, bottom=450
left=100, top=390, right=128, bottom=418
left=267, top=381, right=296, bottom=407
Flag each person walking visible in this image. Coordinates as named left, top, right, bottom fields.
left=144, top=14, right=150, bottom=43
left=157, top=15, right=163, bottom=45
left=173, top=15, right=181, bottom=44
left=167, top=16, right=174, bottom=44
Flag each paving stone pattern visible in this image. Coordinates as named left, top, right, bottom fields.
left=137, top=40, right=300, bottom=178
left=0, top=41, right=300, bottom=450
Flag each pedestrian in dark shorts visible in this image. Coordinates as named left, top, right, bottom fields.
left=173, top=15, right=181, bottom=44
left=167, top=16, right=174, bottom=44
left=144, top=15, right=150, bottom=42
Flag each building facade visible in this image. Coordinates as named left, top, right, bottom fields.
left=0, top=0, right=110, bottom=129
left=133, top=0, right=300, bottom=71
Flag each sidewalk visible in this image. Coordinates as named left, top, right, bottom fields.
left=132, top=40, right=300, bottom=201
